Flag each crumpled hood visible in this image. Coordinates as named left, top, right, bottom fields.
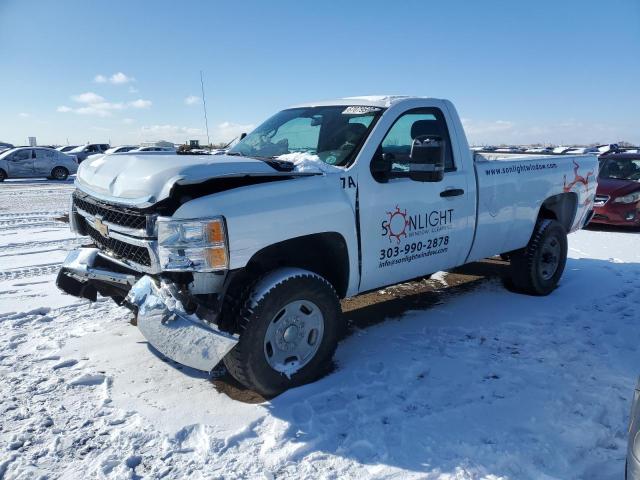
left=75, top=153, right=303, bottom=206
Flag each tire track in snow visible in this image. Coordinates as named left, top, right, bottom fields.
left=0, top=216, right=61, bottom=226
left=0, top=211, right=67, bottom=219
left=0, top=263, right=62, bottom=281
left=0, top=238, right=81, bottom=253
left=0, top=221, right=63, bottom=231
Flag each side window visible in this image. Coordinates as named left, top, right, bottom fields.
left=11, top=150, right=31, bottom=161
left=378, top=108, right=454, bottom=177
left=270, top=117, right=320, bottom=153
left=36, top=149, right=54, bottom=159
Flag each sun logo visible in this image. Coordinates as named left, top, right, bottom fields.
left=383, top=205, right=409, bottom=244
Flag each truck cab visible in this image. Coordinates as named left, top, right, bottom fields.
left=56, top=96, right=597, bottom=396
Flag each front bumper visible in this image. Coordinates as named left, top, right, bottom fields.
left=57, top=248, right=238, bottom=372
left=591, top=204, right=640, bottom=226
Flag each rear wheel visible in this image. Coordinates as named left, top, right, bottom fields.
left=508, top=219, right=567, bottom=296
left=51, top=167, right=69, bottom=180
left=0, top=169, right=6, bottom=182
left=223, top=268, right=342, bottom=397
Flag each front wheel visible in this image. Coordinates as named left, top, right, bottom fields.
left=508, top=219, right=568, bottom=296
left=0, top=169, right=6, bottom=182
left=223, top=268, right=343, bottom=397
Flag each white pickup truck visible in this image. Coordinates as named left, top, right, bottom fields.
left=57, top=96, right=598, bottom=396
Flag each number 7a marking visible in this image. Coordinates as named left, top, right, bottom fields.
left=341, top=176, right=357, bottom=189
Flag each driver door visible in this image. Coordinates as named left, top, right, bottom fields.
left=7, top=149, right=34, bottom=177
left=357, top=108, right=475, bottom=292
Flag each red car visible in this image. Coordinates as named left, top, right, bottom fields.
left=591, top=153, right=640, bottom=227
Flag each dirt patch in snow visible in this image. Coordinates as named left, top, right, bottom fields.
left=213, top=259, right=510, bottom=403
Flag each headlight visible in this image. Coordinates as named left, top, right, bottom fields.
left=157, top=217, right=228, bottom=272
left=68, top=195, right=80, bottom=234
left=613, top=191, right=640, bottom=204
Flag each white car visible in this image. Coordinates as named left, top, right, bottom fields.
left=0, top=147, right=78, bottom=181
left=56, top=145, right=79, bottom=153
left=104, top=145, right=137, bottom=155
left=57, top=95, right=598, bottom=396
left=129, top=146, right=176, bottom=153
left=68, top=143, right=110, bottom=162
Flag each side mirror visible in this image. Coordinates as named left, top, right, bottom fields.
left=370, top=151, right=394, bottom=183
left=409, top=135, right=444, bottom=182
left=239, top=132, right=247, bottom=141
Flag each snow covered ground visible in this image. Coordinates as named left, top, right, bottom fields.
left=1, top=179, right=638, bottom=479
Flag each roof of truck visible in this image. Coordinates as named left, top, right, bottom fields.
left=291, top=95, right=421, bottom=109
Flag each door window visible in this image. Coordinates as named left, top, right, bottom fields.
left=36, top=149, right=54, bottom=159
left=377, top=108, right=454, bottom=179
left=11, top=150, right=31, bottom=161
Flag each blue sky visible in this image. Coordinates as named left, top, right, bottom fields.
left=1, top=0, right=638, bottom=146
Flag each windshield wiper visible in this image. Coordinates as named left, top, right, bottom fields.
left=224, top=151, right=295, bottom=172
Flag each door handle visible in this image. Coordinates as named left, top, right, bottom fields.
left=440, top=188, right=464, bottom=198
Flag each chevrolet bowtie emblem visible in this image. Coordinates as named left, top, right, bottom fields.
left=94, top=216, right=109, bottom=237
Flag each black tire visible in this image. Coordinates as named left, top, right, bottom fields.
left=0, top=169, right=6, bottom=182
left=51, top=167, right=69, bottom=181
left=223, top=268, right=343, bottom=397
left=508, top=219, right=568, bottom=296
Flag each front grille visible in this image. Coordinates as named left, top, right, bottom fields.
left=82, top=218, right=152, bottom=267
left=73, top=192, right=148, bottom=231
left=594, top=194, right=610, bottom=207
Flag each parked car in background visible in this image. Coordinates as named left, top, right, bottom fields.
left=591, top=153, right=640, bottom=227
left=56, top=145, right=79, bottom=153
left=564, top=146, right=600, bottom=155
left=68, top=143, right=110, bottom=162
left=525, top=146, right=554, bottom=153
left=0, top=141, right=14, bottom=151
left=494, top=146, right=524, bottom=153
left=130, top=146, right=176, bottom=153
left=0, top=147, right=78, bottom=181
left=553, top=146, right=572, bottom=154
left=627, top=378, right=640, bottom=479
left=104, top=145, right=137, bottom=154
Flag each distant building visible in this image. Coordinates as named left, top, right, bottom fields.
left=28, top=136, right=37, bottom=146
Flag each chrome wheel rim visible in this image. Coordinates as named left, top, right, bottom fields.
left=263, top=300, right=324, bottom=375
left=540, top=235, right=561, bottom=280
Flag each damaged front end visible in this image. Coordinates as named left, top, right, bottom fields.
left=126, top=276, right=238, bottom=371
left=57, top=248, right=238, bottom=372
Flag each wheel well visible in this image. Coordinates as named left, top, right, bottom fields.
left=538, top=192, right=578, bottom=231
left=244, top=232, right=350, bottom=298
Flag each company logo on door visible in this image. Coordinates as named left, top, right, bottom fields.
left=381, top=205, right=454, bottom=244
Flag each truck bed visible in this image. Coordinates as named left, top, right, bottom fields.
left=466, top=153, right=598, bottom=263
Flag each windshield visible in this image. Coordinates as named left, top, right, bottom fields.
left=0, top=148, right=16, bottom=160
left=228, top=105, right=382, bottom=167
left=69, top=145, right=87, bottom=153
left=599, top=158, right=640, bottom=181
